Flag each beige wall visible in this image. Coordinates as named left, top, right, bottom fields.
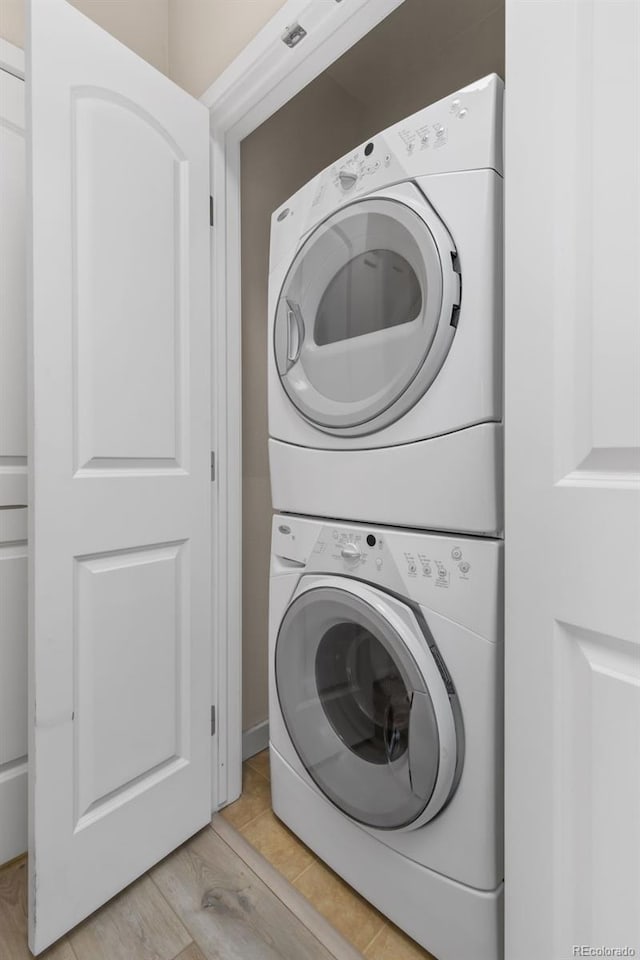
left=327, top=0, right=504, bottom=137
left=0, top=0, right=23, bottom=47
left=0, top=0, right=170, bottom=74
left=0, top=0, right=287, bottom=94
left=168, top=0, right=287, bottom=97
left=240, top=74, right=369, bottom=733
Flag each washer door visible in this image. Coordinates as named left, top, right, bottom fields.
left=273, top=184, right=459, bottom=437
left=275, top=580, right=460, bottom=830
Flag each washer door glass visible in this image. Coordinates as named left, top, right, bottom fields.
left=273, top=197, right=445, bottom=434
left=275, top=585, right=442, bottom=830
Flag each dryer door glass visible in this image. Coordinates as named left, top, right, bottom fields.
left=273, top=196, right=449, bottom=435
left=275, top=585, right=442, bottom=830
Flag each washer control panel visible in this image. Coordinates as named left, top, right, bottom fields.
left=272, top=515, right=502, bottom=640
left=403, top=542, right=473, bottom=583
left=313, top=525, right=475, bottom=585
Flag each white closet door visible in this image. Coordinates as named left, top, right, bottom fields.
left=505, top=1, right=640, bottom=957
left=0, top=57, right=28, bottom=869
left=0, top=66, right=26, bottom=506
left=28, top=0, right=212, bottom=952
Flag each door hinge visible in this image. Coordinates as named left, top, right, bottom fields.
left=211, top=705, right=216, bottom=736
left=209, top=195, right=214, bottom=227
left=211, top=451, right=216, bottom=482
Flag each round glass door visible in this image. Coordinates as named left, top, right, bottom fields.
left=275, top=585, right=449, bottom=830
left=273, top=193, right=454, bottom=436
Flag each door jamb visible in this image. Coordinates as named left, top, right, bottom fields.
left=201, top=0, right=405, bottom=809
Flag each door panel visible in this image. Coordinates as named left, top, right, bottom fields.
left=28, top=0, right=211, bottom=951
left=74, top=541, right=188, bottom=819
left=554, top=623, right=640, bottom=945
left=0, top=68, right=27, bottom=506
left=0, top=508, right=28, bottom=865
left=73, top=91, right=187, bottom=469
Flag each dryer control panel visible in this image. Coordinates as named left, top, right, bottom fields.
left=272, top=514, right=502, bottom=642
left=269, top=74, right=503, bottom=273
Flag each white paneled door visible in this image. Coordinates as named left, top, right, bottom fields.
left=28, top=0, right=212, bottom=952
left=505, top=1, right=640, bottom=958
left=0, top=59, right=28, bottom=866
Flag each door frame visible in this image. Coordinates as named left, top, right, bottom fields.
left=201, top=0, right=406, bottom=809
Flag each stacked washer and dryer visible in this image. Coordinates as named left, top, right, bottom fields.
left=266, top=75, right=504, bottom=960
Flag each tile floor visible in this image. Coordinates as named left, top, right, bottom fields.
left=221, top=751, right=437, bottom=960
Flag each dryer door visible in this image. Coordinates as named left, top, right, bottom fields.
left=275, top=580, right=460, bottom=830
left=273, top=184, right=460, bottom=437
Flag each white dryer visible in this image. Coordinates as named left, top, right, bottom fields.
left=269, top=514, right=503, bottom=960
left=268, top=75, right=503, bottom=536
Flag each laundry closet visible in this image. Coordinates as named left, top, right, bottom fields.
left=0, top=0, right=505, bottom=865
left=0, top=0, right=505, bottom=870
left=239, top=0, right=505, bottom=758
left=2, top=0, right=638, bottom=957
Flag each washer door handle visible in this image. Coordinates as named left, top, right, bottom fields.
left=408, top=690, right=439, bottom=801
left=286, top=299, right=305, bottom=369
left=383, top=701, right=405, bottom=763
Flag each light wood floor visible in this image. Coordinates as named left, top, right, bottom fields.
left=0, top=825, right=353, bottom=960
left=0, top=751, right=436, bottom=960
left=220, top=751, right=436, bottom=960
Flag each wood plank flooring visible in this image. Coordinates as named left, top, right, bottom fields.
left=150, top=827, right=339, bottom=960
left=0, top=822, right=350, bottom=960
left=0, top=751, right=436, bottom=960
left=221, top=752, right=436, bottom=960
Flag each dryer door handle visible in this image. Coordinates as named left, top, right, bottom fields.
left=408, top=690, right=439, bottom=802
left=286, top=299, right=305, bottom=369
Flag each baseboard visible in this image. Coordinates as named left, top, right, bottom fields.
left=242, top=720, right=269, bottom=761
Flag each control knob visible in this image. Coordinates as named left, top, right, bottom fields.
left=341, top=542, right=362, bottom=563
left=338, top=163, right=359, bottom=190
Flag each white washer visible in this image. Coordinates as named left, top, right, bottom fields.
left=269, top=514, right=503, bottom=960
left=268, top=74, right=503, bottom=536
